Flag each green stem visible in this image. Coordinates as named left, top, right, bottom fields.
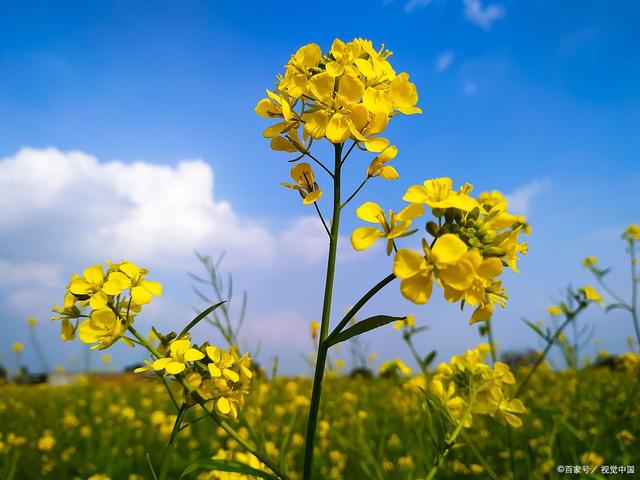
left=303, top=143, right=342, bottom=480
left=158, top=401, right=188, bottom=480
left=515, top=305, right=586, bottom=398
left=486, top=317, right=498, bottom=365
left=629, top=240, right=640, bottom=350
left=424, top=401, right=474, bottom=480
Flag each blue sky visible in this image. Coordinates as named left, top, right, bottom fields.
left=1, top=0, right=639, bottom=374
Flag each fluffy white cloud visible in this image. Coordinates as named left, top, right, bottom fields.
left=505, top=179, right=550, bottom=216
left=435, top=50, right=455, bottom=72
left=463, top=0, right=505, bottom=30
left=0, top=147, right=328, bottom=270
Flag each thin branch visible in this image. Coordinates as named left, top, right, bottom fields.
left=340, top=140, right=358, bottom=167
left=303, top=150, right=333, bottom=178
left=340, top=177, right=369, bottom=210
left=313, top=202, right=331, bottom=237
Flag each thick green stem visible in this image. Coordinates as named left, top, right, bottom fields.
left=302, top=143, right=342, bottom=480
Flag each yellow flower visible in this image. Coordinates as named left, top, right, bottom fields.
left=78, top=308, right=124, bottom=350
left=37, top=431, right=56, bottom=452
left=393, top=234, right=469, bottom=304
left=351, top=201, right=424, bottom=254
left=393, top=314, right=415, bottom=330
left=113, top=261, right=162, bottom=305
left=379, top=358, right=412, bottom=376
left=547, top=305, right=563, bottom=316
left=12, top=342, right=24, bottom=353
left=68, top=264, right=129, bottom=309
left=26, top=316, right=37, bottom=326
left=278, top=43, right=322, bottom=98
left=310, top=321, right=320, bottom=340
left=281, top=163, right=323, bottom=205
left=623, top=224, right=640, bottom=241
left=151, top=339, right=205, bottom=375
left=403, top=177, right=478, bottom=212
left=579, top=285, right=604, bottom=306
left=582, top=256, right=599, bottom=267
left=367, top=145, right=399, bottom=179
left=101, top=354, right=112, bottom=364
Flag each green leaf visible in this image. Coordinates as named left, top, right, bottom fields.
left=422, top=350, right=437, bottom=368
left=180, top=459, right=280, bottom=480
left=179, top=301, right=226, bottom=337
left=605, top=303, right=630, bottom=313
left=324, top=315, right=405, bottom=347
left=522, top=318, right=548, bottom=341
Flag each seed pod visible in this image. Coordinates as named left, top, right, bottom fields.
left=426, top=221, right=439, bottom=237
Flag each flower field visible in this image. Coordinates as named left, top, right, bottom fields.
left=1, top=364, right=638, bottom=479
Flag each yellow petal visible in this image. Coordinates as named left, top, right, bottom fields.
left=396, top=204, right=425, bottom=222
left=379, top=165, right=399, bottom=180
left=184, top=348, right=205, bottom=362
left=142, top=280, right=162, bottom=296
left=351, top=227, right=383, bottom=251
left=131, top=285, right=153, bottom=305
left=355, top=202, right=384, bottom=223
left=302, top=189, right=323, bottom=205
left=402, top=185, right=428, bottom=204
left=393, top=249, right=427, bottom=279
left=400, top=273, right=433, bottom=304
left=89, top=291, right=108, bottom=310
left=165, top=361, right=186, bottom=375
left=83, top=264, right=104, bottom=285
left=217, top=397, right=231, bottom=415
left=325, top=113, right=351, bottom=143
left=152, top=358, right=173, bottom=371
left=271, top=136, right=298, bottom=152
left=432, top=234, right=468, bottom=264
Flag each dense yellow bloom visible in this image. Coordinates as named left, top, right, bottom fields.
left=281, top=162, right=322, bottom=205
left=12, top=342, right=24, bottom=353
left=68, top=264, right=129, bottom=309
left=258, top=38, right=421, bottom=155
left=351, top=201, right=424, bottom=254
left=151, top=339, right=205, bottom=375
left=52, top=260, right=160, bottom=347
left=431, top=345, right=525, bottom=428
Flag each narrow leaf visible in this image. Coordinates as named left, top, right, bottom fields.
left=179, top=301, right=226, bottom=337
left=422, top=350, right=437, bottom=368
left=325, top=315, right=405, bottom=347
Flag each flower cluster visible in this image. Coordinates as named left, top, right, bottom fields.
left=352, top=177, right=529, bottom=323
left=51, top=261, right=162, bottom=349
left=137, top=338, right=253, bottom=420
left=379, top=358, right=413, bottom=377
left=256, top=38, right=421, bottom=203
left=623, top=224, right=640, bottom=242
left=430, top=344, right=525, bottom=428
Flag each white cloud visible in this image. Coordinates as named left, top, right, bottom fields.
left=463, top=81, right=477, bottom=95
left=0, top=147, right=327, bottom=271
left=405, top=0, right=432, bottom=13
left=435, top=50, right=455, bottom=72
left=505, top=179, right=551, bottom=216
left=0, top=259, right=62, bottom=288
left=463, top=0, right=505, bottom=30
